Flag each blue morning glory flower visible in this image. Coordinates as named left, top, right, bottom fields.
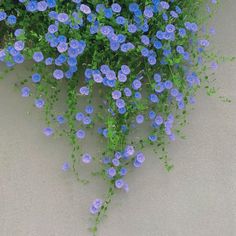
left=82, top=153, right=92, bottom=164
left=35, top=98, right=45, bottom=109
left=32, top=73, right=41, bottom=83
left=33, top=52, right=44, bottom=63
left=76, top=129, right=86, bottom=139
left=7, top=15, right=17, bottom=25
left=62, top=162, right=70, bottom=171
left=115, top=179, right=124, bottom=189
left=21, top=87, right=30, bottom=97
left=43, top=127, right=54, bottom=136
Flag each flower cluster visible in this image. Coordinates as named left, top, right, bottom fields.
left=0, top=0, right=219, bottom=234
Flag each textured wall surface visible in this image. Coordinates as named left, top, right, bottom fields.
left=0, top=1, right=236, bottom=236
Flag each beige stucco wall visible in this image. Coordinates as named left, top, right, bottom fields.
left=0, top=1, right=236, bottom=235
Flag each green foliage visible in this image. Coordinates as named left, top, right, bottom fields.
left=0, top=0, right=227, bottom=235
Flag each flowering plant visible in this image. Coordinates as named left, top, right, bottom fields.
left=0, top=0, right=228, bottom=235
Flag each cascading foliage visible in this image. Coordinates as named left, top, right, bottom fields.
left=0, top=0, right=222, bottom=234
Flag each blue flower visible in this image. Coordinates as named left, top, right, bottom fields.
left=35, top=98, right=45, bottom=109
left=76, top=129, right=86, bottom=139
left=104, top=8, right=113, bottom=18
left=7, top=15, right=17, bottom=25
left=115, top=179, right=124, bottom=189
left=107, top=167, right=116, bottom=178
left=149, top=135, right=157, bottom=142
left=14, top=29, right=25, bottom=37
left=43, top=127, right=54, bottom=136
left=112, top=158, right=120, bottom=167
left=141, top=35, right=150, bottom=45
left=85, top=105, right=94, bottom=114
left=45, top=57, right=53, bottom=65
left=13, top=54, right=25, bottom=64
left=37, top=1, right=48, bottom=12
left=57, top=13, right=69, bottom=23
left=82, top=153, right=92, bottom=164
left=124, top=87, right=132, bottom=97
left=53, top=69, right=64, bottom=80
left=118, top=72, right=127, bottom=82
left=57, top=42, right=68, bottom=53
left=21, top=87, right=30, bottom=97
left=0, top=11, right=7, bottom=21
left=90, top=199, right=103, bottom=215
left=116, top=99, right=125, bottom=109
left=149, top=111, right=156, bottom=120
left=132, top=79, right=142, bottom=90
left=33, top=52, right=44, bottom=63
left=144, top=6, right=153, bottom=19
left=79, top=86, right=89, bottom=95
left=121, top=65, right=131, bottom=75
left=129, top=3, right=139, bottom=12
left=80, top=4, right=91, bottom=15
left=128, top=24, right=137, bottom=33
left=136, top=152, right=145, bottom=163
left=149, top=94, right=159, bottom=103
left=116, top=16, right=126, bottom=25
left=166, top=24, right=176, bottom=33
left=124, top=145, right=135, bottom=157
left=26, top=2, right=37, bottom=12
left=119, top=167, right=127, bottom=176
left=57, top=115, right=66, bottom=124
left=14, top=41, right=25, bottom=51
left=155, top=115, right=163, bottom=126
left=111, top=3, right=121, bottom=13
left=112, top=90, right=122, bottom=100
left=32, top=73, right=41, bottom=83
left=48, top=24, right=58, bottom=33
left=83, top=116, right=92, bottom=125
left=136, top=114, right=144, bottom=124
left=47, top=0, right=56, bottom=8
left=62, top=162, right=70, bottom=171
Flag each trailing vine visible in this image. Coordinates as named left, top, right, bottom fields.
left=0, top=0, right=231, bottom=235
